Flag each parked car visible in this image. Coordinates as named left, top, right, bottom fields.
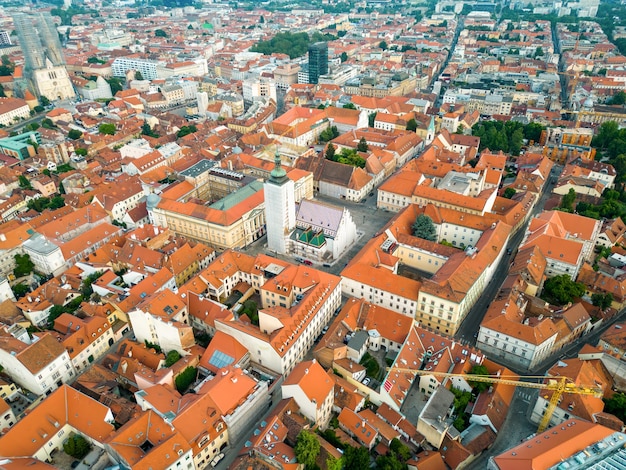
left=303, top=260, right=313, bottom=266
left=363, top=378, right=371, bottom=386
left=211, top=453, right=225, bottom=468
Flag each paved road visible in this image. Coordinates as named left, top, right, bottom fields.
left=244, top=192, right=394, bottom=277
left=455, top=164, right=560, bottom=343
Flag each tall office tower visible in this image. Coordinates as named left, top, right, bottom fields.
left=308, top=42, right=328, bottom=85
left=13, top=13, right=75, bottom=101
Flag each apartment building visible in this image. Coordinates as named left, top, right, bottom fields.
left=342, top=203, right=510, bottom=334
left=520, top=210, right=601, bottom=278
left=207, top=251, right=342, bottom=375
left=0, top=385, right=114, bottom=463
left=0, top=333, right=76, bottom=396
left=282, top=359, right=334, bottom=429
left=128, top=289, right=193, bottom=354
left=53, top=313, right=115, bottom=373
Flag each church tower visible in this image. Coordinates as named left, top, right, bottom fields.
left=264, top=151, right=295, bottom=254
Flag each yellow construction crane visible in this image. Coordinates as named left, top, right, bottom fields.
left=389, top=368, right=603, bottom=433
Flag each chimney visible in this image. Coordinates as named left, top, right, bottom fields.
left=0, top=234, right=5, bottom=242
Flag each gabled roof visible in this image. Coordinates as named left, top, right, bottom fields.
left=0, top=385, right=114, bottom=458
left=283, top=360, right=333, bottom=406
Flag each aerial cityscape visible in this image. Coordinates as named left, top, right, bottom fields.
left=0, top=0, right=623, bottom=468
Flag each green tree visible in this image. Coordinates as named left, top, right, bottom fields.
left=75, top=148, right=88, bottom=156
left=325, top=143, right=336, bottom=161
left=389, top=438, right=411, bottom=462
left=320, top=125, right=339, bottom=142
left=592, top=292, right=613, bottom=309
left=177, top=125, right=197, bottom=138
left=604, top=393, right=626, bottom=422
left=592, top=121, right=619, bottom=151
left=412, top=214, right=437, bottom=241
left=503, top=187, right=516, bottom=199
left=39, top=96, right=50, bottom=107
left=559, top=188, right=576, bottom=212
left=608, top=91, right=626, bottom=106
left=368, top=112, right=376, bottom=127
left=47, top=304, right=68, bottom=328
left=68, top=129, right=83, bottom=140
left=379, top=40, right=388, bottom=50
left=175, top=366, right=197, bottom=393
left=18, top=175, right=32, bottom=189
left=81, top=271, right=103, bottom=298
left=406, top=118, right=418, bottom=132
left=327, top=455, right=343, bottom=470
left=541, top=274, right=586, bottom=305
left=165, top=350, right=181, bottom=367
left=135, top=70, right=144, bottom=81
left=468, top=364, right=492, bottom=393
left=340, top=51, right=348, bottom=62
left=523, top=122, right=545, bottom=143
left=534, top=46, right=544, bottom=57
left=343, top=102, right=356, bottom=110
left=294, top=430, right=320, bottom=469
left=106, top=77, right=124, bottom=95
left=155, top=29, right=168, bottom=37
left=141, top=122, right=159, bottom=138
left=98, top=123, right=116, bottom=135
left=12, top=283, right=29, bottom=299
left=357, top=137, right=368, bottom=152
left=63, top=433, right=91, bottom=459
left=344, top=445, right=370, bottom=470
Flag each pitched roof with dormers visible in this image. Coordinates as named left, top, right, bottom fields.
left=492, top=419, right=617, bottom=470
left=0, top=385, right=114, bottom=458
left=106, top=409, right=192, bottom=469
left=283, top=359, right=334, bottom=406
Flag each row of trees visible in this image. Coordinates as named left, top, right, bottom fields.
left=471, top=121, right=545, bottom=156
left=294, top=430, right=410, bottom=470
left=324, top=144, right=366, bottom=168
left=250, top=31, right=335, bottom=59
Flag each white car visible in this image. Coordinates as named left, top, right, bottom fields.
left=211, top=453, right=225, bottom=468
left=363, top=378, right=371, bottom=386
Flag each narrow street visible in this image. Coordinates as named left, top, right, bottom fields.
left=455, top=163, right=561, bottom=342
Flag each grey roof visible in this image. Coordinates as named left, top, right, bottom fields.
left=420, top=385, right=454, bottom=423
left=180, top=159, right=217, bottom=178
left=347, top=330, right=369, bottom=352
left=295, top=199, right=344, bottom=238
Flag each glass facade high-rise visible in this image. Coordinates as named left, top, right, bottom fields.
left=308, top=42, right=328, bottom=85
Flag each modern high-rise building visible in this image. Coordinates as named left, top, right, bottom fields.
left=13, top=13, right=75, bottom=101
left=308, top=42, right=328, bottom=85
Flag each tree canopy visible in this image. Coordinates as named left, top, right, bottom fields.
left=472, top=121, right=546, bottom=155
left=325, top=147, right=366, bottom=168
left=294, top=430, right=320, bottom=469
left=98, top=123, right=116, bottom=135
left=68, top=129, right=83, bottom=140
left=412, top=214, right=437, bottom=241
left=541, top=274, right=586, bottom=305
left=343, top=445, right=370, bottom=470
left=250, top=31, right=336, bottom=59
